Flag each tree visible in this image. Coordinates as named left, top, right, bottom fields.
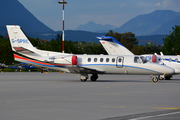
left=0, top=37, right=14, bottom=64
left=162, top=25, right=180, bottom=55
left=131, top=45, right=147, bottom=55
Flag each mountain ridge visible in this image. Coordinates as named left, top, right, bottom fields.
left=75, top=10, right=180, bottom=36
left=75, top=21, right=117, bottom=33
left=0, top=0, right=54, bottom=34
left=113, top=10, right=180, bottom=35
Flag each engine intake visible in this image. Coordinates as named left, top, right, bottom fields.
left=54, top=55, right=78, bottom=66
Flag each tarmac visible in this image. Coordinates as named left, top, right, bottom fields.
left=0, top=72, right=180, bottom=120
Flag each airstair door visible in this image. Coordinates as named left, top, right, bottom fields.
left=116, top=56, right=123, bottom=68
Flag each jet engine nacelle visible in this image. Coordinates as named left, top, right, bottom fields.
left=54, top=55, right=78, bottom=66
left=152, top=54, right=157, bottom=63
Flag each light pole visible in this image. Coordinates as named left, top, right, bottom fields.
left=58, top=0, right=67, bottom=53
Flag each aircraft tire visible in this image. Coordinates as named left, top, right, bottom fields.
left=81, top=79, right=87, bottom=82
left=80, top=74, right=88, bottom=82
left=165, top=76, right=171, bottom=80
left=90, top=74, right=98, bottom=81
left=158, top=75, right=164, bottom=80
left=152, top=76, right=158, bottom=83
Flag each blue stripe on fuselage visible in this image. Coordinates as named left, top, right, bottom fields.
left=79, top=64, right=160, bottom=73
left=164, top=58, right=180, bottom=63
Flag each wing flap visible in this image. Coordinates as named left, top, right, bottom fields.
left=67, top=66, right=105, bottom=74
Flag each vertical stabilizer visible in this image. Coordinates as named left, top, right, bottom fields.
left=97, top=36, right=134, bottom=55
left=6, top=25, right=35, bottom=52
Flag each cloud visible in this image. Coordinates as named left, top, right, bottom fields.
left=155, top=2, right=161, bottom=6
left=162, top=0, right=172, bottom=7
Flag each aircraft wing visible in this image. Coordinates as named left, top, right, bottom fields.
left=67, top=66, right=105, bottom=74
left=0, top=63, right=8, bottom=68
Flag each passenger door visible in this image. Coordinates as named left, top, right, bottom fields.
left=116, top=56, right=124, bottom=68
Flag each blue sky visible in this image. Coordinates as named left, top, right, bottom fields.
left=18, top=0, right=180, bottom=31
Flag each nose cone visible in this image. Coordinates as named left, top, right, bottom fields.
left=157, top=64, right=175, bottom=75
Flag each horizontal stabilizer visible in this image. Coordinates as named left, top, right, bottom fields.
left=13, top=47, right=34, bottom=53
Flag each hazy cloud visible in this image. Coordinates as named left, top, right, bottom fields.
left=155, top=2, right=161, bottom=6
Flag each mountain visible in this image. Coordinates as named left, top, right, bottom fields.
left=25, top=30, right=106, bottom=43
left=0, top=0, right=54, bottom=36
left=0, top=2, right=176, bottom=45
left=113, top=10, right=180, bottom=36
left=151, top=15, right=180, bottom=34
left=75, top=21, right=117, bottom=33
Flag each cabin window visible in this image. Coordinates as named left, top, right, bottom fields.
left=106, top=58, right=109, bottom=62
left=112, top=58, right=115, bottom=62
left=175, top=58, right=178, bottom=62
left=100, top=58, right=103, bottom=62
left=94, top=58, right=97, bottom=62
left=134, top=57, right=141, bottom=63
left=88, top=58, right=91, bottom=62
left=118, top=58, right=121, bottom=63
left=169, top=58, right=172, bottom=62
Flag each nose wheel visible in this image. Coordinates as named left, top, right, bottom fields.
left=151, top=76, right=159, bottom=83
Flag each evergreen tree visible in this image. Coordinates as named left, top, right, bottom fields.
left=162, top=25, right=180, bottom=55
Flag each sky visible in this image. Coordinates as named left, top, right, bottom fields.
left=18, top=0, right=180, bottom=31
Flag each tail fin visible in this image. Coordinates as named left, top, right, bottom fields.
left=6, top=25, right=35, bottom=52
left=97, top=36, right=134, bottom=55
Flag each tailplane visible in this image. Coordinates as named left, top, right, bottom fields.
left=97, top=36, right=134, bottom=55
left=6, top=25, right=36, bottom=52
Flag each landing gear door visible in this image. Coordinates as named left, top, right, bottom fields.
left=116, top=56, right=124, bottom=68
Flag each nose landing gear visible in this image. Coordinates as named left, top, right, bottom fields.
left=151, top=75, right=159, bottom=83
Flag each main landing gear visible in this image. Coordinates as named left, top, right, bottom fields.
left=80, top=74, right=98, bottom=82
left=158, top=75, right=172, bottom=80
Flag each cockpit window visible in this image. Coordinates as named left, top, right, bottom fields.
left=134, top=57, right=141, bottom=63
left=140, top=56, right=147, bottom=63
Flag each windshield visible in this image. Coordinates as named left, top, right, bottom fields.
left=140, top=56, right=147, bottom=63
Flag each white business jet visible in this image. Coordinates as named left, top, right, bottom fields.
left=142, top=52, right=180, bottom=79
left=6, top=25, right=174, bottom=82
left=97, top=36, right=179, bottom=80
